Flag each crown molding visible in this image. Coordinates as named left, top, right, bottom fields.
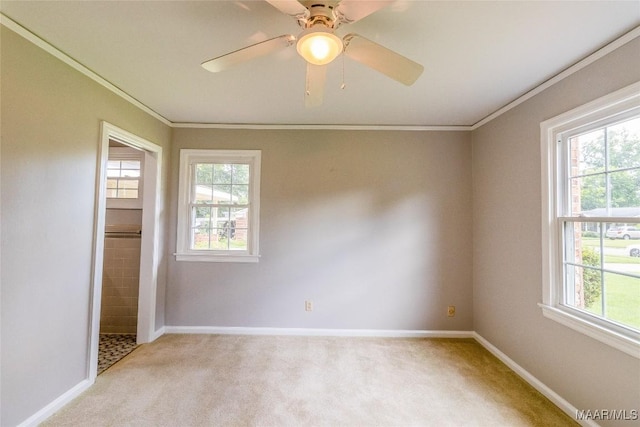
left=3, top=13, right=638, bottom=132
left=170, top=122, right=472, bottom=131
left=0, top=13, right=172, bottom=127
left=471, top=25, right=640, bottom=131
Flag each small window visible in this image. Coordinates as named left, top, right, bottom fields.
left=175, top=149, right=261, bottom=262
left=541, top=82, right=640, bottom=358
left=106, top=147, right=144, bottom=209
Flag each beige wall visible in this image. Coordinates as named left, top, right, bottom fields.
left=0, top=26, right=171, bottom=426
left=3, top=12, right=639, bottom=427
left=167, top=129, right=473, bottom=331
left=472, top=37, right=640, bottom=426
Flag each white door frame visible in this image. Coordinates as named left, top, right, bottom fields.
left=88, top=121, right=163, bottom=380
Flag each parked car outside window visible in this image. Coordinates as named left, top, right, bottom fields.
left=605, top=226, right=640, bottom=240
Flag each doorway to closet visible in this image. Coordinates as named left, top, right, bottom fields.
left=89, top=122, right=163, bottom=379
left=98, top=140, right=144, bottom=373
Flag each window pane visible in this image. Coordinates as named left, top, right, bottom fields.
left=107, top=160, right=121, bottom=170
left=231, top=207, right=248, bottom=220
left=213, top=164, right=232, bottom=184
left=223, top=207, right=245, bottom=250
left=230, top=231, right=248, bottom=251
left=606, top=223, right=640, bottom=241
left=121, top=160, right=140, bottom=169
left=610, top=169, right=640, bottom=209
left=565, top=220, right=640, bottom=331
left=565, top=264, right=602, bottom=315
left=194, top=185, right=213, bottom=203
left=602, top=223, right=640, bottom=278
left=105, top=189, right=117, bottom=198
left=195, top=163, right=213, bottom=185
left=194, top=207, right=212, bottom=229
left=232, top=185, right=249, bottom=204
left=571, top=174, right=606, bottom=215
left=106, top=179, right=118, bottom=189
left=564, top=221, right=604, bottom=313
left=121, top=169, right=140, bottom=178
left=107, top=169, right=121, bottom=177
left=119, top=189, right=138, bottom=199
left=216, top=207, right=230, bottom=219
left=570, top=129, right=605, bottom=177
left=119, top=179, right=138, bottom=189
left=215, top=208, right=231, bottom=233
left=602, top=272, right=640, bottom=330
left=211, top=229, right=229, bottom=250
left=564, top=222, right=602, bottom=267
left=192, top=227, right=210, bottom=249
left=213, top=185, right=232, bottom=203
left=232, top=164, right=250, bottom=184
left=608, top=117, right=640, bottom=171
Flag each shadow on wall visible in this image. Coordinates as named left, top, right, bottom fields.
left=257, top=188, right=462, bottom=329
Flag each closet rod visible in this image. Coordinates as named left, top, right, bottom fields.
left=105, top=230, right=141, bottom=238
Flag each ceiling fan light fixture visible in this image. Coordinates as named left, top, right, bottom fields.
left=296, top=28, right=343, bottom=65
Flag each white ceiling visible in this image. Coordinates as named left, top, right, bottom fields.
left=1, top=1, right=639, bottom=127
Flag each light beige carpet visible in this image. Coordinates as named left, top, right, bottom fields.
left=43, top=334, right=576, bottom=426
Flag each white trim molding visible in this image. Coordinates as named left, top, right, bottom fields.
left=89, top=122, right=164, bottom=381
left=539, top=81, right=640, bottom=359
left=16, top=379, right=92, bottom=427
left=3, top=12, right=638, bottom=131
left=163, top=326, right=474, bottom=338
left=472, top=333, right=599, bottom=427
left=539, top=304, right=639, bottom=359
left=175, top=149, right=261, bottom=263
left=171, top=123, right=472, bottom=132
left=151, top=326, right=167, bottom=342
left=0, top=14, right=170, bottom=126
left=472, top=25, right=640, bottom=130
left=20, top=329, right=598, bottom=427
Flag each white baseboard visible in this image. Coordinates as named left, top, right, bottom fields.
left=17, top=378, right=93, bottom=427
left=18, top=329, right=589, bottom=427
left=164, top=326, right=474, bottom=338
left=150, top=326, right=166, bottom=342
left=472, top=332, right=598, bottom=427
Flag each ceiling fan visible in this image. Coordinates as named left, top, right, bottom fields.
left=201, top=0, right=424, bottom=107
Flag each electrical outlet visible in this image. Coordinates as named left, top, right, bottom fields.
left=305, top=300, right=313, bottom=312
left=447, top=305, right=456, bottom=317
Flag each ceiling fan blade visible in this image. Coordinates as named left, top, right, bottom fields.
left=202, top=35, right=295, bottom=73
left=265, top=0, right=308, bottom=17
left=335, top=0, right=394, bottom=24
left=305, top=63, right=327, bottom=108
left=343, top=33, right=423, bottom=86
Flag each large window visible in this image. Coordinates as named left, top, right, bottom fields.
left=175, top=149, right=261, bottom=262
left=541, top=82, right=640, bottom=357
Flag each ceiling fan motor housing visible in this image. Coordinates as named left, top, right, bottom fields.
left=298, top=1, right=342, bottom=29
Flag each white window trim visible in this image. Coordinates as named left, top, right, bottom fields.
left=175, top=149, right=261, bottom=263
left=540, top=81, right=640, bottom=359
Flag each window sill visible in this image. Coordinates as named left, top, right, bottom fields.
left=538, top=303, right=639, bottom=359
left=174, top=253, right=260, bottom=263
